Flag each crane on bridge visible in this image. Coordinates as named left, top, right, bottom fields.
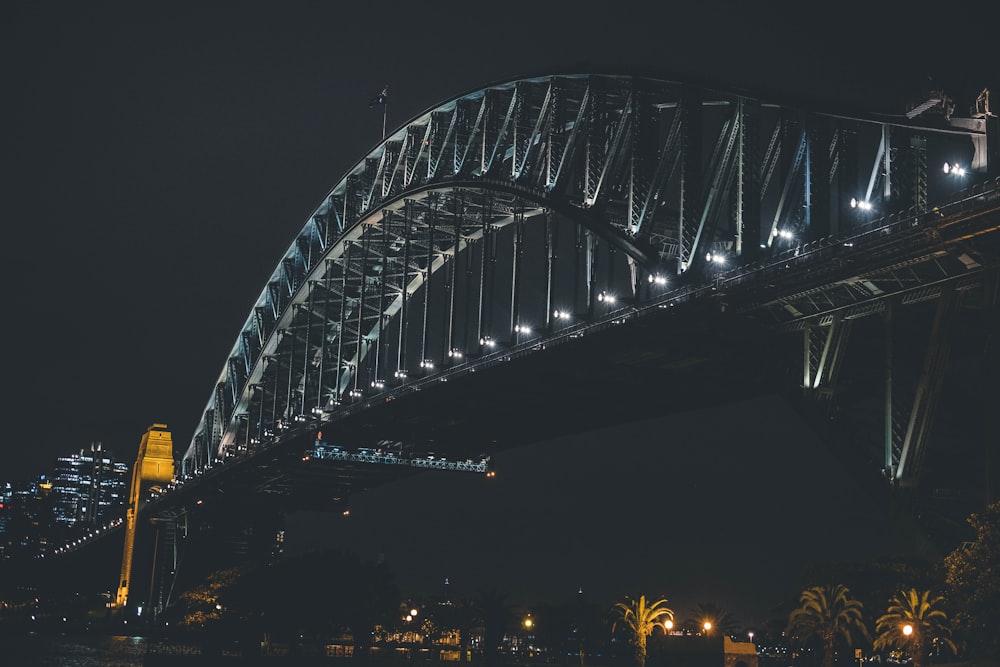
left=114, top=423, right=174, bottom=610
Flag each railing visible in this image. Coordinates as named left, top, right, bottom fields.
left=309, top=445, right=490, bottom=473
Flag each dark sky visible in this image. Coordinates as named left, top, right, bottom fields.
left=1, top=0, right=996, bottom=626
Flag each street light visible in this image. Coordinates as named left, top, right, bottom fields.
left=902, top=624, right=912, bottom=637
left=664, top=619, right=673, bottom=633
left=703, top=621, right=712, bottom=635
left=522, top=614, right=536, bottom=659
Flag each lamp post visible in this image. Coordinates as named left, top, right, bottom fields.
left=523, top=614, right=535, bottom=660
left=902, top=624, right=915, bottom=664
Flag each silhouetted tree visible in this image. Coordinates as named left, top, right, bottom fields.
left=221, top=549, right=399, bottom=657
left=472, top=588, right=513, bottom=665
left=531, top=600, right=606, bottom=665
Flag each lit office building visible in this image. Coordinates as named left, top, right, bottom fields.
left=50, top=443, right=129, bottom=528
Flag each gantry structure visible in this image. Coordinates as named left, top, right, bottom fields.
left=181, top=72, right=998, bottom=496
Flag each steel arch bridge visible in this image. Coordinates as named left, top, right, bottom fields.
left=181, top=72, right=995, bottom=482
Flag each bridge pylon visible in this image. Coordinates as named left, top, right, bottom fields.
left=114, top=423, right=174, bottom=610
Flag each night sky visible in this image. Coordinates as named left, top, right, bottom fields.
left=2, top=1, right=997, bottom=626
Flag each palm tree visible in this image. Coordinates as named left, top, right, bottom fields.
left=873, top=588, right=957, bottom=667
left=611, top=595, right=674, bottom=667
left=785, top=584, right=869, bottom=667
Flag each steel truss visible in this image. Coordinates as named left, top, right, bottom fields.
left=182, top=72, right=993, bottom=477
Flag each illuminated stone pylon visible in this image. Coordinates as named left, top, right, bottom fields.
left=115, top=423, right=174, bottom=609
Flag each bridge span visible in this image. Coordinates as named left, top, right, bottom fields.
left=180, top=71, right=998, bottom=496
left=9, top=72, right=1000, bottom=617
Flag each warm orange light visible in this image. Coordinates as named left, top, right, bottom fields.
left=524, top=616, right=534, bottom=629
left=664, top=620, right=673, bottom=631
left=903, top=624, right=913, bottom=636
left=703, top=621, right=712, bottom=633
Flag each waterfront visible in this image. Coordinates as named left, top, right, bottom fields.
left=0, top=633, right=149, bottom=666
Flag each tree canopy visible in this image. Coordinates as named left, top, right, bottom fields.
left=944, top=499, right=1000, bottom=657
left=786, top=584, right=868, bottom=667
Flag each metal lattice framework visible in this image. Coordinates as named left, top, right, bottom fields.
left=181, top=72, right=992, bottom=476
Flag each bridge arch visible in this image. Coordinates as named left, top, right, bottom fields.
left=182, top=72, right=990, bottom=472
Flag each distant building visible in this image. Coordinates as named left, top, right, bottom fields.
left=0, top=477, right=54, bottom=557
left=50, top=443, right=129, bottom=528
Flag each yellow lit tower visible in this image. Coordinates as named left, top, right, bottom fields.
left=115, top=423, right=174, bottom=609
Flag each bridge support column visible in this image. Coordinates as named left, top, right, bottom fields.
left=115, top=424, right=175, bottom=611
left=985, top=285, right=1000, bottom=504
left=801, top=314, right=851, bottom=401
left=895, top=288, right=957, bottom=488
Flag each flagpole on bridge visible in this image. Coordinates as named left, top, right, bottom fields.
left=369, top=84, right=389, bottom=141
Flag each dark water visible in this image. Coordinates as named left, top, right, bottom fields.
left=0, top=633, right=149, bottom=666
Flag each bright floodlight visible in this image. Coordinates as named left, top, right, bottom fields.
left=703, top=621, right=712, bottom=632
left=943, top=162, right=965, bottom=176
left=903, top=624, right=913, bottom=636
left=665, top=620, right=673, bottom=630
